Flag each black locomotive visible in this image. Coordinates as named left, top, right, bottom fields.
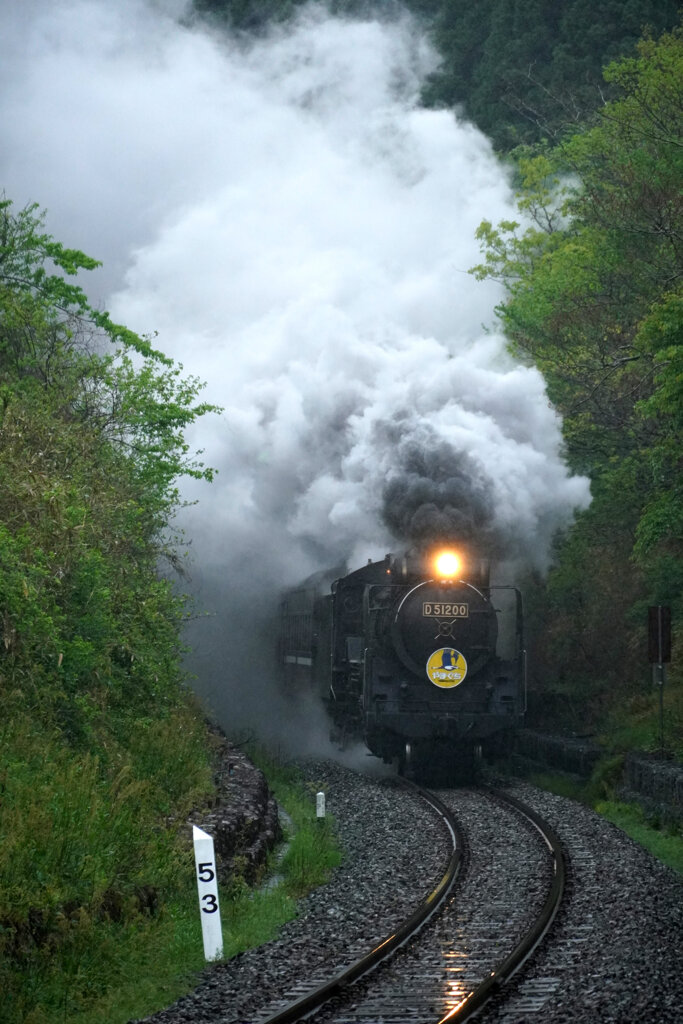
left=279, top=548, right=525, bottom=773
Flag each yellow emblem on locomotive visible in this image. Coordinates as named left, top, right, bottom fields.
left=426, top=647, right=468, bottom=688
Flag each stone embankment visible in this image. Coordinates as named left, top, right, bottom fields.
left=513, top=728, right=683, bottom=823
left=190, top=732, right=281, bottom=884
left=513, top=729, right=602, bottom=778
left=619, top=752, right=683, bottom=822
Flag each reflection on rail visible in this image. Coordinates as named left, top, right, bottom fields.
left=442, top=945, right=470, bottom=1014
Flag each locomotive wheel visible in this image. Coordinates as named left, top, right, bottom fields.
left=402, top=740, right=482, bottom=785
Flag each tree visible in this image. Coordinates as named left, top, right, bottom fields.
left=0, top=200, right=221, bottom=1018
left=470, top=28, right=683, bottom=737
left=423, top=0, right=680, bottom=147
left=0, top=198, right=219, bottom=727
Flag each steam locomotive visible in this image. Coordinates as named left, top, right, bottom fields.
left=279, top=548, right=525, bottom=774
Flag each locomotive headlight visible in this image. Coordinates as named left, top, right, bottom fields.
left=434, top=550, right=462, bottom=580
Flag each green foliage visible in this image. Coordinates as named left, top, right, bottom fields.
left=0, top=197, right=224, bottom=1021
left=0, top=199, right=166, bottom=362
left=281, top=814, right=341, bottom=896
left=472, top=28, right=683, bottom=749
left=206, top=751, right=343, bottom=989
left=0, top=708, right=216, bottom=1024
left=192, top=1, right=680, bottom=148
left=0, top=186, right=343, bottom=1022
left=595, top=800, right=683, bottom=873
left=192, top=0, right=403, bottom=32
left=632, top=292, right=683, bottom=571
left=525, top=770, right=589, bottom=804
left=421, top=0, right=680, bottom=148
left=0, top=199, right=220, bottom=722
left=601, top=685, right=683, bottom=764
left=246, top=744, right=343, bottom=894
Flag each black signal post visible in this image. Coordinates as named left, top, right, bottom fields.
left=648, top=606, right=671, bottom=753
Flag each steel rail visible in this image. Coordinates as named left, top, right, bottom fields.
left=258, top=781, right=465, bottom=1024
left=436, top=786, right=566, bottom=1024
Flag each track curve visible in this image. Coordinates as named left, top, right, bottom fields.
left=259, top=783, right=464, bottom=1024
left=258, top=784, right=564, bottom=1024
left=435, top=787, right=565, bottom=1024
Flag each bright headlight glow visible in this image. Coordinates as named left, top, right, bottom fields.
left=434, top=550, right=462, bottom=579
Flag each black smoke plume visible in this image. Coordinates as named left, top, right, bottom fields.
left=380, top=420, right=498, bottom=554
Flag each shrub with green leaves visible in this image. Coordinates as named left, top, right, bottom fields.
left=471, top=28, right=683, bottom=746
left=0, top=198, right=221, bottom=1021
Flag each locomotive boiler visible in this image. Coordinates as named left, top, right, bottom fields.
left=279, top=548, right=525, bottom=773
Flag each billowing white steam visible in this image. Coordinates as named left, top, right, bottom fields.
left=1, top=1, right=589, bottom=728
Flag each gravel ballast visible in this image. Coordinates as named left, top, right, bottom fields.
left=131, top=757, right=453, bottom=1024
left=309, top=786, right=553, bottom=1024
left=131, top=762, right=683, bottom=1024
left=480, top=779, right=683, bottom=1024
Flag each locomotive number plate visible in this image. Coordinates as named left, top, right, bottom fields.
left=423, top=602, right=469, bottom=618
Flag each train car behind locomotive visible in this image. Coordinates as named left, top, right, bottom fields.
left=279, top=548, right=525, bottom=773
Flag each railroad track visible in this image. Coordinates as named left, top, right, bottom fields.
left=256, top=783, right=565, bottom=1024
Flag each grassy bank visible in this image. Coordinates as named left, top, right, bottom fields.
left=0, top=701, right=215, bottom=1024
left=246, top=745, right=343, bottom=896
left=524, top=769, right=683, bottom=876
left=0, top=733, right=342, bottom=1024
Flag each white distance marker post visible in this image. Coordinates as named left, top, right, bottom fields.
left=192, top=826, right=223, bottom=961
left=316, top=791, right=326, bottom=819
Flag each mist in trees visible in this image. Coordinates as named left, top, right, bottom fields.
left=193, top=0, right=681, bottom=147
left=471, top=28, right=682, bottom=739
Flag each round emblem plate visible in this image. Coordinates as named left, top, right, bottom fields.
left=426, top=647, right=468, bottom=688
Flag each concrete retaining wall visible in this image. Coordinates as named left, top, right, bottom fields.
left=513, top=728, right=602, bottom=778
left=513, top=729, right=683, bottom=824
left=618, top=753, right=683, bottom=823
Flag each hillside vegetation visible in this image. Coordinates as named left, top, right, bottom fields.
left=0, top=201, right=220, bottom=1021
left=193, top=0, right=680, bottom=147
left=471, top=27, right=683, bottom=753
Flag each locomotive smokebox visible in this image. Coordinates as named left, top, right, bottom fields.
left=392, top=580, right=498, bottom=680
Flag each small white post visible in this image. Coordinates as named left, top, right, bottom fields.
left=193, top=826, right=223, bottom=961
left=316, top=791, right=326, bottom=819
